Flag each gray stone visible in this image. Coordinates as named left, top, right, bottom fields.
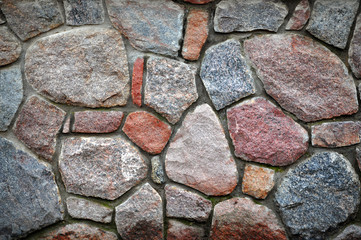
left=151, top=156, right=165, bottom=184
left=144, top=57, right=198, bottom=124
left=285, top=0, right=310, bottom=30
left=306, top=0, right=359, bottom=49
left=0, top=11, right=5, bottom=24
left=25, top=27, right=130, bottom=108
left=214, top=0, right=288, bottom=33
left=334, top=225, right=361, bottom=240
left=0, top=67, right=22, bottom=131
left=167, top=220, right=206, bottom=240
left=63, top=0, right=104, bottom=25
left=349, top=14, right=361, bottom=78
left=59, top=137, right=148, bottom=200
left=106, top=0, right=184, bottom=57
left=356, top=147, right=361, bottom=171
left=275, top=152, right=361, bottom=239
left=0, top=137, right=63, bottom=239
left=200, top=39, right=255, bottom=110
left=0, top=26, right=21, bottom=66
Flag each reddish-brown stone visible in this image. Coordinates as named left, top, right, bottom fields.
left=242, top=164, right=275, bottom=199
left=167, top=220, right=205, bottom=240
left=182, top=9, right=209, bottom=61
left=72, top=111, right=123, bottom=133
left=184, top=0, right=214, bottom=4
left=285, top=0, right=310, bottom=30
left=123, top=111, right=172, bottom=154
left=132, top=57, right=144, bottom=107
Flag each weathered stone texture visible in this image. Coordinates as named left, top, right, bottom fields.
left=334, top=225, right=361, bottom=240
left=25, top=28, right=130, bottom=108
left=73, top=111, right=123, bottom=133
left=183, top=0, right=214, bottom=4
left=0, top=11, right=5, bottom=24
left=62, top=115, right=71, bottom=134
left=167, top=220, right=206, bottom=240
left=349, top=14, right=361, bottom=78
left=244, top=34, right=358, bottom=122
left=0, top=26, right=21, bottom=66
left=132, top=57, right=144, bottom=107
left=151, top=156, right=165, bottom=184
left=63, top=0, right=104, bottom=25
left=285, top=0, right=310, bottom=30
left=242, top=164, right=275, bottom=199
left=356, top=147, right=361, bottom=171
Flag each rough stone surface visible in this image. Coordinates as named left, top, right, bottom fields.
left=334, top=225, right=361, bottom=240
left=275, top=152, right=361, bottom=239
left=242, top=164, right=275, bottom=199
left=349, top=14, right=361, bottom=78
left=13, top=96, right=66, bottom=161
left=63, top=0, right=104, bottom=25
left=62, top=115, right=71, bottom=134
left=311, top=121, right=361, bottom=148
left=115, top=183, right=163, bottom=240
left=210, top=197, right=287, bottom=240
left=0, top=137, right=63, bottom=239
left=166, top=104, right=238, bottom=196
left=200, top=39, right=255, bottom=110
left=285, top=0, right=310, bottom=30
left=356, top=147, right=361, bottom=171
left=0, top=67, right=22, bottom=131
left=0, top=26, right=21, bottom=66
left=0, top=11, right=5, bottom=24
left=182, top=9, right=209, bottom=61
left=244, top=34, right=359, bottom=122
left=0, top=0, right=63, bottom=41
left=144, top=57, right=198, bottom=124
left=227, top=97, right=308, bottom=166
left=73, top=111, right=123, bottom=133
left=106, top=0, right=184, bottom=57
left=214, top=0, right=288, bottom=33
left=123, top=111, right=172, bottom=154
left=151, top=156, right=165, bottom=184
left=132, top=57, right=144, bottom=107
left=167, top=220, right=206, bottom=240
left=59, top=137, right=147, bottom=200
left=66, top=196, right=113, bottom=223
left=306, top=0, right=359, bottom=49
left=25, top=27, right=130, bottom=108
left=165, top=184, right=212, bottom=222
left=183, top=0, right=214, bottom=4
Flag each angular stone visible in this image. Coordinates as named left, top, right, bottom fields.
left=0, top=67, right=22, bottom=131
left=62, top=115, right=71, bottom=134
left=356, top=147, right=361, bottom=171
left=200, top=39, right=255, bottom=110
left=306, top=0, right=359, bottom=49
left=285, top=0, right=310, bottom=30
left=59, top=137, right=147, bottom=200
left=275, top=152, right=361, bottom=239
left=66, top=197, right=113, bottom=223
left=210, top=197, right=287, bottom=240
left=0, top=137, right=63, bottom=239
left=166, top=104, right=238, bottom=196
left=165, top=184, right=212, bottom=222
left=14, top=96, right=66, bottom=161
left=106, top=0, right=184, bottom=57
left=63, top=0, right=104, bottom=25
left=311, top=121, right=361, bottom=148
left=0, top=26, right=21, bottom=66
left=115, top=183, right=163, bottom=240
left=227, top=97, right=308, bottom=166
left=335, top=225, right=361, bottom=240
left=151, top=156, right=165, bottom=184
left=214, top=0, right=288, bottom=33
left=349, top=14, right=361, bottom=78
left=244, top=34, right=358, bottom=122
left=73, top=111, right=123, bottom=133
left=167, top=220, right=206, bottom=240
left=144, top=57, right=198, bottom=124
left=183, top=0, right=214, bottom=4
left=242, top=164, right=275, bottom=199
left=25, top=28, right=130, bottom=108
left=1, top=0, right=63, bottom=41
left=132, top=57, right=144, bottom=107
left=182, top=9, right=209, bottom=61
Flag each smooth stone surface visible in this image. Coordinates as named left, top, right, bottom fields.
left=25, top=27, right=130, bottom=108
left=167, top=220, right=206, bottom=240
left=349, top=14, right=361, bottom=78
left=244, top=34, right=358, bottom=122
left=151, top=156, right=165, bottom=184
left=63, top=0, right=104, bottom=25
left=73, top=111, right=123, bottom=133
left=275, top=152, right=361, bottom=239
left=131, top=57, right=144, bottom=107
left=59, top=137, right=147, bottom=200
left=200, top=39, right=255, bottom=110
left=0, top=137, right=63, bottom=239
left=0, top=26, right=21, bottom=66
left=106, top=0, right=184, bottom=57
left=144, top=57, right=198, bottom=124
left=242, top=164, right=275, bottom=199
left=285, top=0, right=310, bottom=30
left=334, top=225, right=361, bottom=240
left=166, top=104, right=238, bottom=196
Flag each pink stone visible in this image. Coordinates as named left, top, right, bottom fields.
left=167, top=220, right=205, bottom=240
left=73, top=111, right=123, bottom=133
left=131, top=57, right=144, bottom=106
left=242, top=164, right=275, bottom=199
left=285, top=0, right=310, bottom=30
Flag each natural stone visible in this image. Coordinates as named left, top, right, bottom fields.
left=0, top=26, right=21, bottom=66
left=132, top=57, right=144, bottom=107
left=0, top=67, right=22, bottom=131
left=227, top=97, right=308, bottom=166
left=13, top=96, right=66, bottom=161
left=165, top=184, right=212, bottom=222
left=59, top=137, right=147, bottom=200
left=62, top=115, right=71, bottom=134
left=214, top=0, right=288, bottom=33
left=0, top=137, right=63, bottom=239
left=151, top=156, right=165, bottom=184
left=349, top=14, right=361, bottom=78
left=123, top=111, right=172, bottom=154
left=285, top=0, right=310, bottom=30
left=334, top=225, right=361, bottom=240
left=73, top=111, right=123, bottom=133
left=242, top=164, right=275, bottom=199
left=275, top=152, right=361, bottom=239
left=167, top=220, right=206, bottom=240
left=115, top=183, right=163, bottom=240
left=244, top=34, right=358, bottom=122
left=183, top=0, right=214, bottom=4
left=182, top=9, right=209, bottom=61
left=66, top=197, right=113, bottom=223
left=0, top=11, right=5, bottom=24
left=210, top=197, right=287, bottom=240
left=200, top=39, right=255, bottom=110
left=0, top=0, right=63, bottom=41
left=356, top=147, right=361, bottom=171
left=166, top=104, right=238, bottom=196
left=106, top=0, right=184, bottom=57
left=307, top=0, right=359, bottom=49
left=63, top=0, right=104, bottom=25
left=25, top=27, right=130, bottom=108
left=144, top=57, right=198, bottom=124
left=311, top=121, right=361, bottom=148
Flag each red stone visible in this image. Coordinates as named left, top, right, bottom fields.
left=285, top=0, right=310, bottom=30
left=167, top=220, right=205, bottom=240
left=73, top=111, right=123, bottom=133
left=184, top=0, right=214, bottom=4
left=132, top=57, right=144, bottom=106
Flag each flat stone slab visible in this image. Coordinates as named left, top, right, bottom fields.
left=285, top=0, right=310, bottom=30
left=25, top=27, right=130, bottom=108
left=0, top=137, right=63, bottom=239
left=349, top=14, right=361, bottom=78
left=335, top=225, right=361, bottom=240
left=131, top=57, right=144, bottom=107
left=73, top=111, right=123, bottom=133
left=0, top=26, right=21, bottom=66
left=167, top=220, right=206, bottom=240
left=63, top=0, right=104, bottom=25
left=242, top=164, right=275, bottom=199
left=244, top=34, right=358, bottom=122
left=275, top=152, right=361, bottom=239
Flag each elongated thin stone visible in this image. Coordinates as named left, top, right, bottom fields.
left=285, top=0, right=310, bottom=30
left=0, top=26, right=21, bottom=66
left=349, top=14, right=361, bottom=78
